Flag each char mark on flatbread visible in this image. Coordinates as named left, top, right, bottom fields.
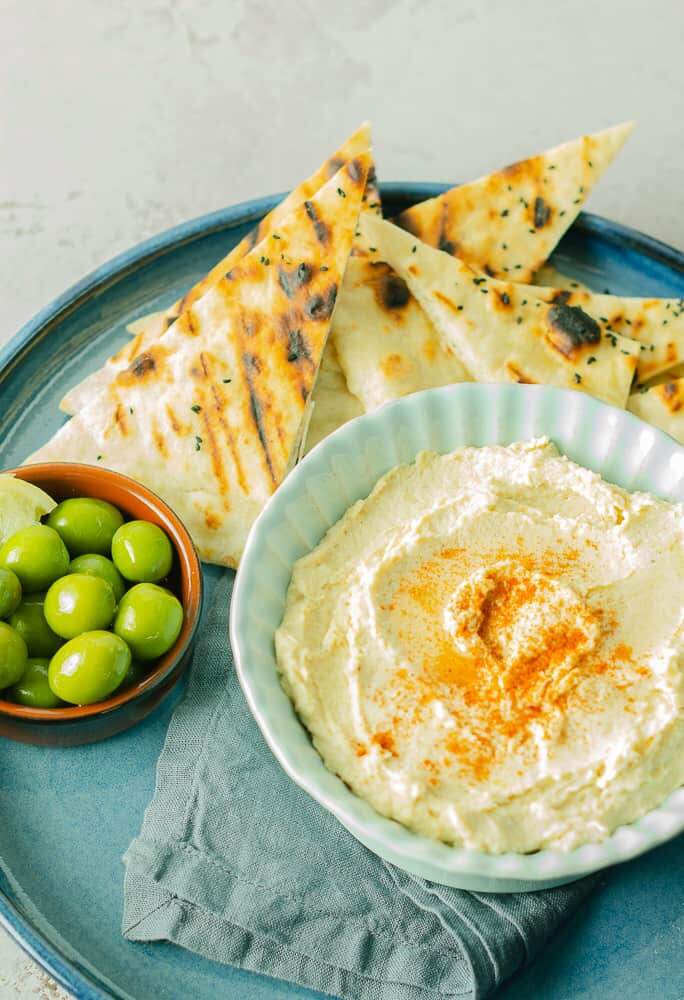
left=278, top=262, right=314, bottom=299
left=304, top=285, right=338, bottom=321
left=326, top=156, right=345, bottom=177
left=304, top=199, right=330, bottom=245
left=242, top=351, right=277, bottom=485
left=127, top=352, right=156, bottom=378
left=286, top=328, right=311, bottom=364
left=546, top=303, right=601, bottom=358
left=373, top=267, right=411, bottom=311
left=533, top=196, right=552, bottom=229
left=346, top=157, right=365, bottom=184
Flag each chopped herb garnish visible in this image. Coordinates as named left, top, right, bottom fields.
left=573, top=198, right=581, bottom=205
left=195, top=436, right=202, bottom=451
left=559, top=210, right=566, bottom=217
left=587, top=356, right=597, bottom=364
left=223, top=378, right=232, bottom=383
left=501, top=242, right=508, bottom=249
left=457, top=304, right=464, bottom=311
left=588, top=160, right=593, bottom=167
left=473, top=277, right=487, bottom=285
left=411, top=245, right=417, bottom=253
left=320, top=265, right=329, bottom=271
left=570, top=282, right=579, bottom=288
left=516, top=316, right=522, bottom=324
left=663, top=320, right=669, bottom=326
left=522, top=299, right=528, bottom=305
left=650, top=344, right=655, bottom=351
left=514, top=264, right=522, bottom=270
left=259, top=255, right=270, bottom=266
left=620, top=349, right=631, bottom=355
left=579, top=186, right=584, bottom=193
left=548, top=164, right=556, bottom=170
left=507, top=184, right=513, bottom=191
left=528, top=228, right=536, bottom=234
left=500, top=209, right=509, bottom=217
left=129, top=407, right=134, bottom=414
left=337, top=187, right=346, bottom=198
left=96, top=455, right=102, bottom=461
left=191, top=404, right=202, bottom=413
left=272, top=233, right=281, bottom=239
left=574, top=373, right=582, bottom=383
left=480, top=288, right=488, bottom=294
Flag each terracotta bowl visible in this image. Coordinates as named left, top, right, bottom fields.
left=0, top=463, right=203, bottom=746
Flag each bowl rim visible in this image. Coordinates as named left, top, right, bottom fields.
left=0, top=462, right=203, bottom=722
left=231, top=382, right=684, bottom=883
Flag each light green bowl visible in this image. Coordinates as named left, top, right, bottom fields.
left=231, top=384, right=684, bottom=891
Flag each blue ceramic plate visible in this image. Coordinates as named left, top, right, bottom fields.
left=1, top=185, right=684, bottom=1000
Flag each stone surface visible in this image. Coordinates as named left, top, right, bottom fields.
left=2, top=0, right=684, bottom=995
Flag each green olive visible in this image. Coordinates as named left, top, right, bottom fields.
left=0, top=567, right=22, bottom=619
left=9, top=592, right=63, bottom=657
left=111, top=521, right=173, bottom=583
left=47, top=497, right=124, bottom=556
left=5, top=657, right=64, bottom=708
left=44, top=574, right=116, bottom=640
left=113, top=583, right=183, bottom=661
left=0, top=524, right=69, bottom=593
left=48, top=631, right=131, bottom=705
left=0, top=621, right=28, bottom=690
left=68, top=553, right=126, bottom=602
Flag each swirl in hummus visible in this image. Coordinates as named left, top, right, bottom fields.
left=275, top=439, right=684, bottom=853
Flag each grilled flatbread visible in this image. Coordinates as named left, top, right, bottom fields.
left=393, top=123, right=633, bottom=281
left=361, top=214, right=639, bottom=408
left=507, top=284, right=684, bottom=383
left=628, top=380, right=684, bottom=444
left=332, top=257, right=469, bottom=412
left=60, top=123, right=379, bottom=416
left=27, top=156, right=370, bottom=567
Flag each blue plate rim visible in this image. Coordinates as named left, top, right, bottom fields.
left=1, top=181, right=684, bottom=1000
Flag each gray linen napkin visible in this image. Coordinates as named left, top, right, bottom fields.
left=123, top=571, right=595, bottom=999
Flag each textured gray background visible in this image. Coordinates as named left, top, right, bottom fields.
left=1, top=0, right=683, bottom=994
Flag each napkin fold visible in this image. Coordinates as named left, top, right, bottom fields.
left=123, top=571, right=594, bottom=999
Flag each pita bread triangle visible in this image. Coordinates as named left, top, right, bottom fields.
left=361, top=213, right=639, bottom=408
left=393, top=123, right=633, bottom=281
left=60, top=122, right=380, bottom=417
left=627, top=379, right=684, bottom=444
left=28, top=154, right=370, bottom=567
left=331, top=256, right=470, bottom=413
left=509, top=282, right=684, bottom=383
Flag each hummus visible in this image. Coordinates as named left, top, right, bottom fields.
left=275, top=439, right=684, bottom=853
